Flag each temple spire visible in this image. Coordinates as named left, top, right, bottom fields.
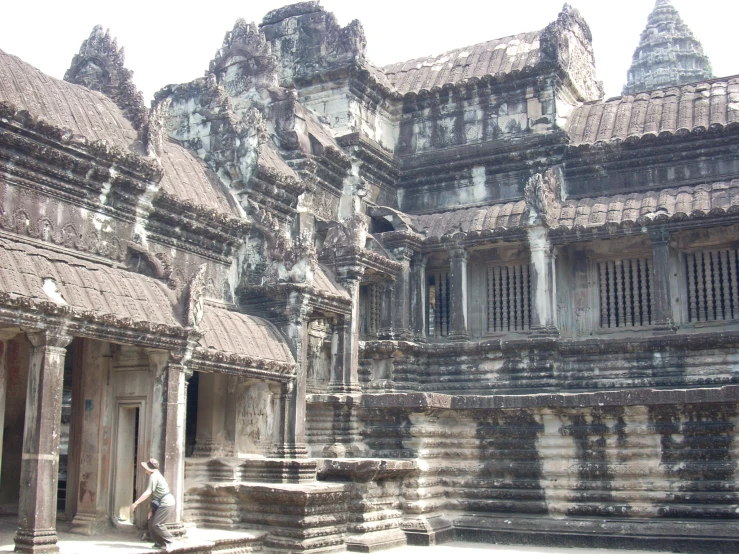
left=65, top=25, right=148, bottom=131
left=622, top=0, right=712, bottom=95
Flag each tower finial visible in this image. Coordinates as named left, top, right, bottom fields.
left=65, top=26, right=148, bottom=131
left=622, top=0, right=712, bottom=95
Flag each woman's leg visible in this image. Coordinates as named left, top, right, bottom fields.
left=150, top=505, right=175, bottom=546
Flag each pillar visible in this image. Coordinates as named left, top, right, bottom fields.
left=409, top=254, right=428, bottom=341
left=649, top=228, right=678, bottom=334
left=336, top=276, right=362, bottom=392
left=377, top=280, right=394, bottom=340
left=328, top=318, right=347, bottom=392
left=163, top=359, right=189, bottom=523
left=269, top=381, right=288, bottom=455
left=193, top=372, right=230, bottom=457
left=14, top=330, right=72, bottom=554
left=448, top=247, right=469, bottom=341
left=70, top=340, right=111, bottom=535
left=274, top=292, right=309, bottom=458
left=147, top=351, right=168, bottom=464
left=147, top=350, right=189, bottom=525
left=528, top=227, right=558, bottom=336
left=391, top=247, right=413, bottom=339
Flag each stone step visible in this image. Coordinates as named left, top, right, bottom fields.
left=166, top=529, right=266, bottom=554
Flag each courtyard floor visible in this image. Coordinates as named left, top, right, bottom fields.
left=0, top=516, right=670, bottom=553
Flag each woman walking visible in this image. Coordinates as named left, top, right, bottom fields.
left=131, top=458, right=176, bottom=550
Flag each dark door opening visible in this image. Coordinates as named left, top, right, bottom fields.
left=57, top=341, right=74, bottom=515
left=114, top=404, right=142, bottom=522
left=185, top=372, right=199, bottom=457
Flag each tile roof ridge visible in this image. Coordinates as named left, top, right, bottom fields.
left=380, top=29, right=540, bottom=72
left=595, top=74, right=739, bottom=105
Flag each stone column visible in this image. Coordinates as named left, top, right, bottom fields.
left=269, top=381, right=287, bottom=455
left=328, top=317, right=347, bottom=392
left=0, top=329, right=18, bottom=491
left=527, top=227, right=558, bottom=336
left=409, top=254, right=427, bottom=341
left=447, top=247, right=469, bottom=341
left=377, top=280, right=394, bottom=340
left=275, top=292, right=309, bottom=458
left=391, top=248, right=413, bottom=340
left=147, top=349, right=190, bottom=526
left=147, top=351, right=168, bottom=464
left=649, top=228, right=678, bottom=334
left=337, top=276, right=363, bottom=392
left=193, top=372, right=230, bottom=457
left=162, top=358, right=190, bottom=524
left=70, top=340, right=112, bottom=535
left=14, top=330, right=72, bottom=554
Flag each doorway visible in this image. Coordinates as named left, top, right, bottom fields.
left=113, top=402, right=144, bottom=523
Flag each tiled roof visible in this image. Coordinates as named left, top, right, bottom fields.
left=411, top=179, right=739, bottom=239
left=0, top=48, right=238, bottom=216
left=0, top=48, right=138, bottom=146
left=567, top=77, right=739, bottom=146
left=412, top=201, right=528, bottom=238
left=198, top=306, right=295, bottom=364
left=158, top=142, right=238, bottom=215
left=0, top=236, right=178, bottom=327
left=314, top=264, right=349, bottom=300
left=552, top=179, right=739, bottom=230
left=257, top=140, right=300, bottom=179
left=382, top=31, right=541, bottom=95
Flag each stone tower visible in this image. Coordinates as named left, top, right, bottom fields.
left=623, top=0, right=712, bottom=95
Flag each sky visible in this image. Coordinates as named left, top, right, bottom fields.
left=1, top=0, right=737, bottom=103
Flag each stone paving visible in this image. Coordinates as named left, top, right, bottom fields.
left=0, top=516, right=669, bottom=554
left=397, top=545, right=666, bottom=554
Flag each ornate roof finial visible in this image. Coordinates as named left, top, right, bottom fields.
left=209, top=19, right=277, bottom=86
left=65, top=25, right=148, bottom=131
left=623, top=0, right=712, bottom=95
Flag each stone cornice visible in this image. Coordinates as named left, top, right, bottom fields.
left=362, top=328, right=739, bottom=359
left=241, top=282, right=352, bottom=316
left=0, top=296, right=188, bottom=350
left=320, top=245, right=403, bottom=280
left=360, top=385, right=739, bottom=411
left=190, top=347, right=296, bottom=379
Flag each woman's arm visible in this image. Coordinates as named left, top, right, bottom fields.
left=130, top=488, right=152, bottom=513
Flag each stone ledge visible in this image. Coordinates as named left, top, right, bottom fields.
left=454, top=514, right=739, bottom=553
left=360, top=385, right=739, bottom=411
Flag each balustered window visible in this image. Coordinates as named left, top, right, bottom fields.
left=486, top=264, right=531, bottom=333
left=598, top=258, right=653, bottom=328
left=359, top=284, right=380, bottom=338
left=685, top=249, right=739, bottom=322
left=427, top=272, right=450, bottom=338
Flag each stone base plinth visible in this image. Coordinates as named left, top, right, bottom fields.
left=401, top=516, right=455, bottom=546
left=69, top=512, right=110, bottom=536
left=13, top=528, right=59, bottom=553
left=346, top=528, right=407, bottom=552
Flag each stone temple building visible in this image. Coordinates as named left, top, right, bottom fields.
left=0, top=0, right=738, bottom=552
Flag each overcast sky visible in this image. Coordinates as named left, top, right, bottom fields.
left=1, top=0, right=736, bottom=103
